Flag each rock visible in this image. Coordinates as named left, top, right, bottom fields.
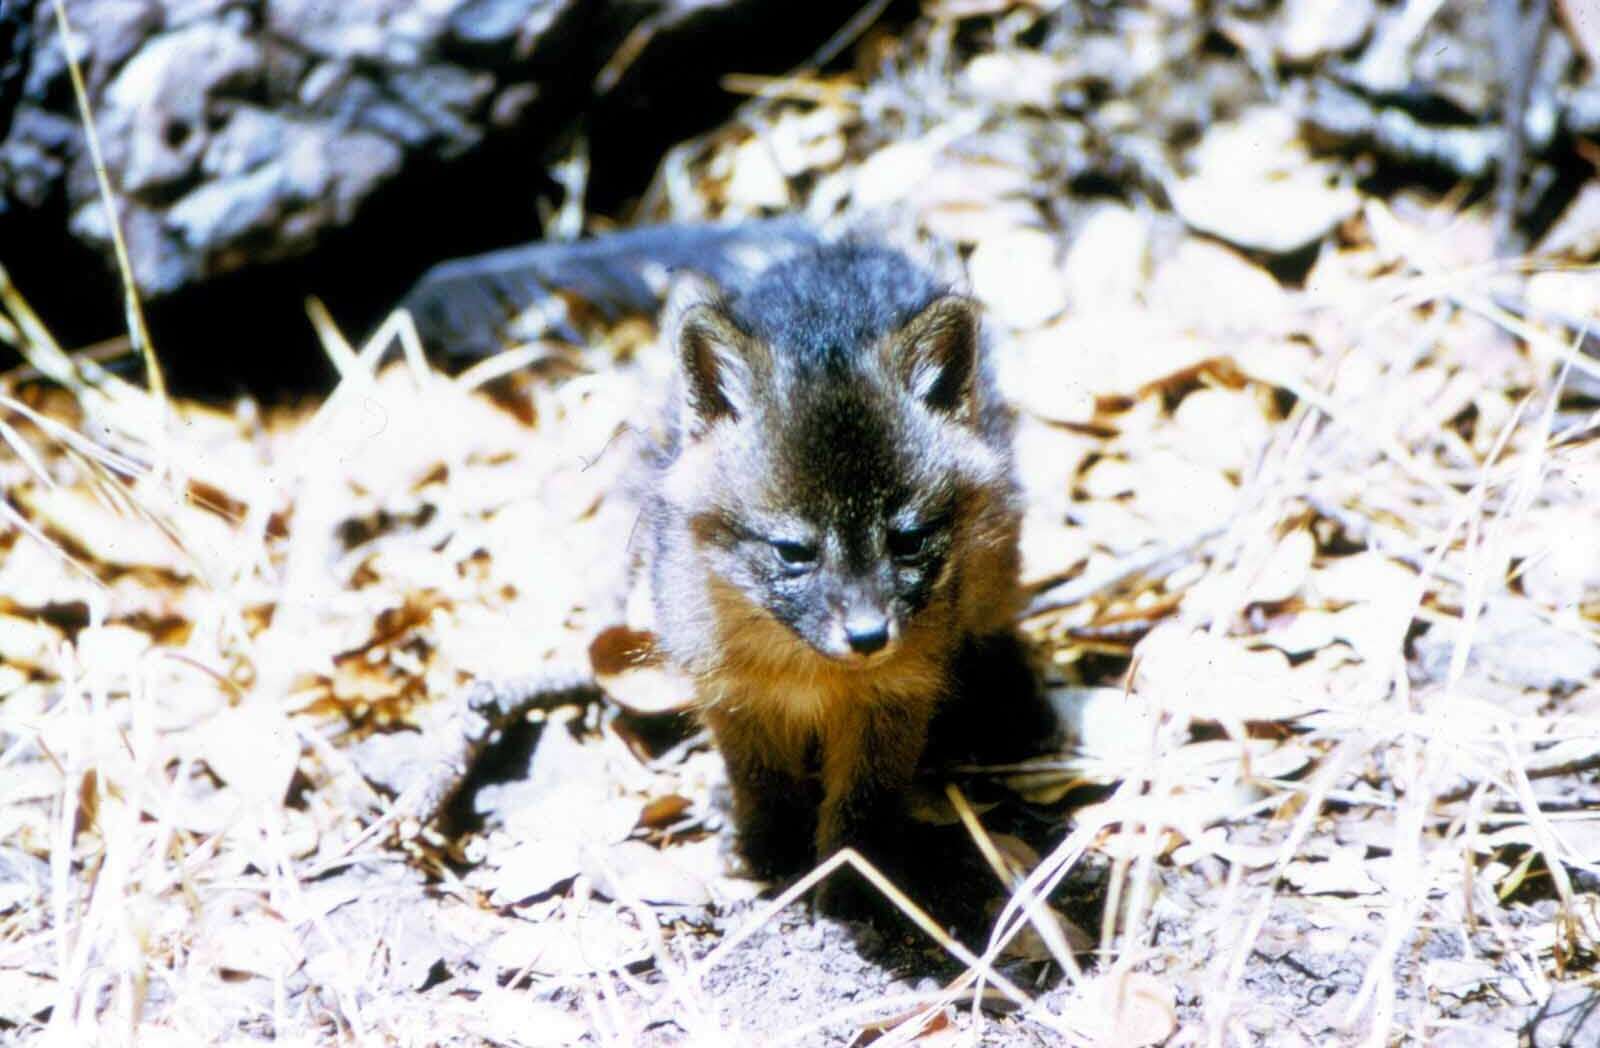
left=0, top=108, right=73, bottom=208
left=587, top=840, right=712, bottom=906
left=449, top=0, right=570, bottom=48
left=201, top=106, right=285, bottom=179
left=0, top=0, right=865, bottom=304
left=164, top=1, right=241, bottom=28
left=1147, top=235, right=1289, bottom=334
left=170, top=120, right=403, bottom=260
left=98, top=22, right=266, bottom=195
left=77, top=0, right=163, bottom=92
left=168, top=161, right=286, bottom=249
left=380, top=65, right=496, bottom=154
left=69, top=199, right=191, bottom=295
left=264, top=0, right=408, bottom=63
left=317, top=128, right=406, bottom=222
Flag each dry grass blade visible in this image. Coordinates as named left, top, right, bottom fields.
left=0, top=494, right=103, bottom=589
left=47, top=0, right=167, bottom=408
left=0, top=392, right=147, bottom=478
left=945, top=783, right=1020, bottom=889
left=946, top=782, right=1084, bottom=985
left=0, top=413, right=54, bottom=490
left=0, top=263, right=87, bottom=391
left=0, top=304, right=24, bottom=351
left=689, top=847, right=1065, bottom=1033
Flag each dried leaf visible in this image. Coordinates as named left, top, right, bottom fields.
left=1283, top=848, right=1381, bottom=896
left=0, top=614, right=62, bottom=671
left=457, top=989, right=588, bottom=1047
left=1096, top=972, right=1177, bottom=1048
left=969, top=229, right=1068, bottom=328
left=587, top=839, right=711, bottom=906
left=637, top=793, right=693, bottom=830
left=18, top=486, right=189, bottom=574
left=488, top=839, right=586, bottom=904
left=483, top=908, right=650, bottom=977
left=1173, top=108, right=1359, bottom=255
left=589, top=625, right=695, bottom=715
left=1275, top=0, right=1375, bottom=62
left=1415, top=600, right=1600, bottom=692
left=195, top=702, right=302, bottom=807
left=962, top=50, right=1063, bottom=109
left=0, top=970, right=55, bottom=1025
left=1061, top=206, right=1151, bottom=310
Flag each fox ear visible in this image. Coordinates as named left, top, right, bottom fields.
left=891, top=296, right=980, bottom=420
left=666, top=279, right=767, bottom=435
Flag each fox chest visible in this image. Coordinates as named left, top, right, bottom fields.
left=698, top=654, right=943, bottom=749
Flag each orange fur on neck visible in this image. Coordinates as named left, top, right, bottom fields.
left=692, top=577, right=945, bottom=773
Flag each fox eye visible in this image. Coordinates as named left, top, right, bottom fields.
left=771, top=540, right=818, bottom=571
left=887, top=523, right=937, bottom=561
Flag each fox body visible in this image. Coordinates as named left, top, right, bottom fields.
left=643, top=240, right=1028, bottom=890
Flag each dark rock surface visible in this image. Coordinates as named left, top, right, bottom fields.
left=0, top=0, right=866, bottom=389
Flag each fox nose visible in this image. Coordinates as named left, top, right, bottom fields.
left=844, top=615, right=891, bottom=655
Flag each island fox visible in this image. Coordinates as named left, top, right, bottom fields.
left=407, top=223, right=1049, bottom=916
left=642, top=239, right=1042, bottom=909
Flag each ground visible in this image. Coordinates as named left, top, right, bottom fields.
left=3, top=1, right=1600, bottom=1045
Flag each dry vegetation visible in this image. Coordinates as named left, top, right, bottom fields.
left=4, top=1, right=1600, bottom=1045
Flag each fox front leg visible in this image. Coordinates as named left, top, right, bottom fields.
left=704, top=704, right=818, bottom=879
left=813, top=699, right=933, bottom=919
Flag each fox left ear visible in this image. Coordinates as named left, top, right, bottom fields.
left=665, top=276, right=769, bottom=436
left=891, top=296, right=980, bottom=420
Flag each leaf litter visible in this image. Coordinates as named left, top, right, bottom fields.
left=4, top=1, right=1600, bottom=1045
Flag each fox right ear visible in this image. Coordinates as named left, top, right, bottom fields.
left=891, top=295, right=980, bottom=422
left=667, top=283, right=765, bottom=434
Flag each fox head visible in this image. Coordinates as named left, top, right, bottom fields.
left=650, top=243, right=1020, bottom=673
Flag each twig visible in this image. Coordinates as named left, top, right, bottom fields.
left=1491, top=0, right=1551, bottom=253
left=391, top=669, right=601, bottom=837
left=1021, top=525, right=1224, bottom=620
left=1437, top=752, right=1600, bottom=805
